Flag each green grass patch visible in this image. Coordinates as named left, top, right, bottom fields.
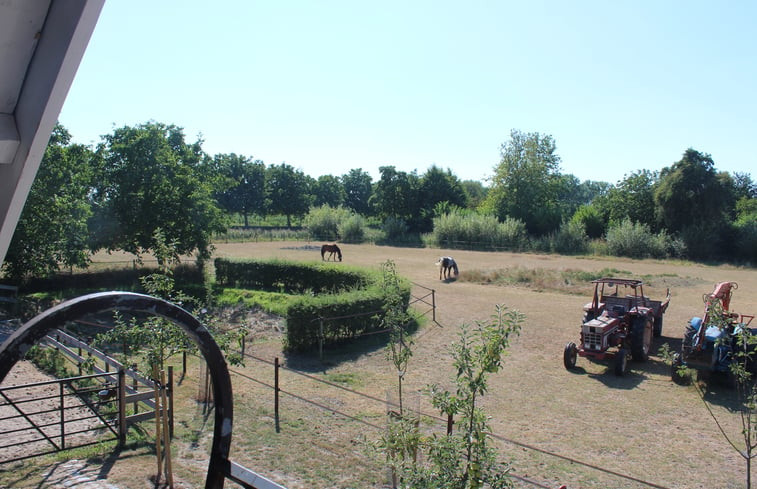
left=324, top=372, right=364, bottom=388
left=216, top=287, right=292, bottom=316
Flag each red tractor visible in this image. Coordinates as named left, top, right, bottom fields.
left=563, top=278, right=671, bottom=375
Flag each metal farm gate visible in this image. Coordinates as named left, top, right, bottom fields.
left=0, top=371, right=123, bottom=463
left=0, top=329, right=171, bottom=464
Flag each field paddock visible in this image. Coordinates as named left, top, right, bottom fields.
left=4, top=241, right=756, bottom=488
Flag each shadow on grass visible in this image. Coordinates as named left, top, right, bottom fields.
left=283, top=318, right=421, bottom=373
left=568, top=356, right=647, bottom=389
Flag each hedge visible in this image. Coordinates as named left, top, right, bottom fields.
left=214, top=258, right=411, bottom=352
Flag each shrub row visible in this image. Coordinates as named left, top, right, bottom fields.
left=214, top=258, right=368, bottom=293
left=214, top=258, right=411, bottom=352
left=427, top=209, right=528, bottom=251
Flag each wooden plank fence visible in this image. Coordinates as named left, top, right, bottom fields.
left=41, top=329, right=172, bottom=432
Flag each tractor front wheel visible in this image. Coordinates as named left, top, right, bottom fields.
left=631, top=316, right=653, bottom=361
left=615, top=348, right=628, bottom=376
left=564, top=342, right=578, bottom=370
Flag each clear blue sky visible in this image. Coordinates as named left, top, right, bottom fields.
left=58, top=0, right=756, bottom=185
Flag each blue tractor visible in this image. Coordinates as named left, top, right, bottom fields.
left=672, top=281, right=756, bottom=383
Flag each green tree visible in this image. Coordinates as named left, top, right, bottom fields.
left=481, top=129, right=562, bottom=235
left=92, top=122, right=225, bottom=261
left=732, top=172, right=756, bottom=200
left=342, top=168, right=373, bottom=216
left=265, top=163, right=311, bottom=227
left=212, top=153, right=266, bottom=227
left=419, top=166, right=468, bottom=232
left=570, top=204, right=606, bottom=239
left=654, top=149, right=730, bottom=233
left=593, top=170, right=658, bottom=231
left=461, top=180, right=487, bottom=209
left=370, top=166, right=423, bottom=230
left=312, top=174, right=345, bottom=208
left=380, top=260, right=418, bottom=487
left=554, top=175, right=609, bottom=224
left=654, top=149, right=736, bottom=260
left=734, top=196, right=757, bottom=263
left=393, top=305, right=523, bottom=489
left=2, top=124, right=96, bottom=280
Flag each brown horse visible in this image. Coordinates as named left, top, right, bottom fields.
left=435, top=256, right=458, bottom=280
left=321, top=243, right=342, bottom=261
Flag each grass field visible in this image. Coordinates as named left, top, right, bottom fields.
left=3, top=241, right=756, bottom=489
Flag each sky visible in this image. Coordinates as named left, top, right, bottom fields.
left=58, top=0, right=757, bottom=185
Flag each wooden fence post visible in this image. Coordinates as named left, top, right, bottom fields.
left=118, top=369, right=126, bottom=445
left=447, top=413, right=453, bottom=435
left=168, top=366, right=174, bottom=439
left=133, top=373, right=139, bottom=414
left=274, top=357, right=280, bottom=433
left=154, top=368, right=162, bottom=479
left=432, top=289, right=436, bottom=322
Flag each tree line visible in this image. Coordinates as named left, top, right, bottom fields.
left=2, top=122, right=755, bottom=280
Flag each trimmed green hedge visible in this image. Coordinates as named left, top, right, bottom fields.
left=214, top=258, right=411, bottom=352
left=215, top=258, right=368, bottom=293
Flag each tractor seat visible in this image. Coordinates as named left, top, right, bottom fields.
left=609, top=305, right=625, bottom=317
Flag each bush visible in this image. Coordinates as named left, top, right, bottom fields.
left=605, top=219, right=672, bottom=259
left=428, top=209, right=528, bottom=250
left=679, top=221, right=733, bottom=261
left=734, top=218, right=757, bottom=264
left=303, top=205, right=352, bottom=241
left=339, top=214, right=366, bottom=243
left=382, top=217, right=409, bottom=241
left=570, top=204, right=605, bottom=239
left=548, top=220, right=589, bottom=254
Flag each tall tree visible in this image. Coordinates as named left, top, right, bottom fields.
left=370, top=166, right=422, bottom=230
left=2, top=124, right=96, bottom=280
left=481, top=129, right=562, bottom=235
left=654, top=149, right=735, bottom=260
left=212, top=153, right=266, bottom=227
left=342, top=168, right=373, bottom=215
left=92, top=122, right=225, bottom=261
left=654, top=149, right=729, bottom=233
left=461, top=180, right=487, bottom=209
left=312, top=174, right=345, bottom=208
left=420, top=166, right=467, bottom=206
left=595, top=170, right=659, bottom=230
left=265, top=163, right=311, bottom=227
left=732, top=172, right=757, bottom=200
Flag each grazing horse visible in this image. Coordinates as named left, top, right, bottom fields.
left=321, top=243, right=342, bottom=261
left=435, top=256, right=458, bottom=280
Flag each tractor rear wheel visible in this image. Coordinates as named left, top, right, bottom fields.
left=615, top=348, right=628, bottom=376
left=653, top=315, right=664, bottom=337
left=564, top=342, right=578, bottom=370
left=631, top=316, right=653, bottom=361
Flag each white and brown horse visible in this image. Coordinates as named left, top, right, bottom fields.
left=435, top=256, right=458, bottom=280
